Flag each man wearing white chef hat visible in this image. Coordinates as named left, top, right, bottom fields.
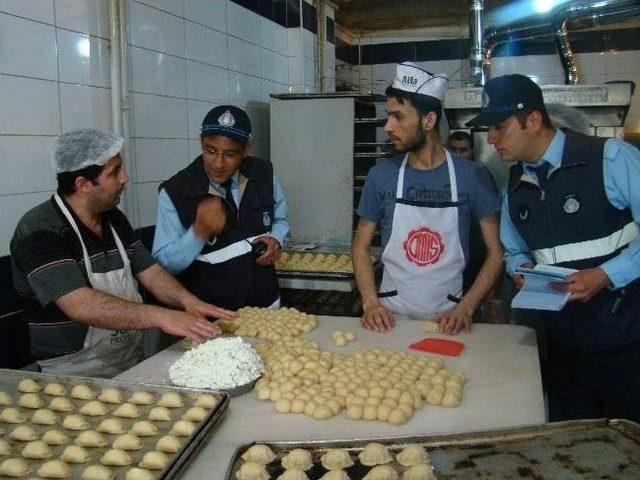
left=10, top=129, right=234, bottom=378
left=353, top=62, right=503, bottom=334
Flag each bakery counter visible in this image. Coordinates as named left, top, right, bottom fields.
left=116, top=317, right=545, bottom=478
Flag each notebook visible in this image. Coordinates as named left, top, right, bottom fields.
left=511, top=264, right=577, bottom=311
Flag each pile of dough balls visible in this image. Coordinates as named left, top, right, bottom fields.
left=220, top=307, right=317, bottom=341
left=0, top=376, right=219, bottom=479
left=423, top=321, right=442, bottom=334
left=253, top=338, right=467, bottom=426
left=276, top=252, right=354, bottom=274
left=332, top=330, right=355, bottom=347
left=234, top=443, right=437, bottom=480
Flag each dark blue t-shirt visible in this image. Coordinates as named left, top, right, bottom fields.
left=357, top=154, right=500, bottom=263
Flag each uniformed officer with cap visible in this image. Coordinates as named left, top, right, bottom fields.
left=153, top=105, right=290, bottom=311
left=353, top=62, right=503, bottom=334
left=468, top=73, right=640, bottom=423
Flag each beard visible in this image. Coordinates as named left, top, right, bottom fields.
left=392, top=122, right=427, bottom=153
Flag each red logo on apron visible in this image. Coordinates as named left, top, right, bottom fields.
left=402, top=227, right=445, bottom=266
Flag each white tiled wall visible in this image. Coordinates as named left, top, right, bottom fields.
left=0, top=0, right=313, bottom=256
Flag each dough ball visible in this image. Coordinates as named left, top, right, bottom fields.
left=18, top=393, right=43, bottom=409
left=49, top=397, right=74, bottom=412
left=281, top=448, right=312, bottom=471
left=139, top=450, right=168, bottom=470
left=0, top=439, right=12, bottom=456
left=81, top=464, right=114, bottom=480
left=290, top=398, right=306, bottom=414
left=125, top=467, right=155, bottom=480
left=100, top=448, right=132, bottom=466
left=334, top=337, right=347, bottom=347
left=155, top=435, right=181, bottom=454
left=362, top=405, right=377, bottom=421
left=242, top=444, right=277, bottom=464
left=332, top=330, right=344, bottom=341
left=423, top=320, right=440, bottom=334
left=97, top=418, right=125, bottom=435
left=71, top=384, right=96, bottom=400
left=9, top=425, right=38, bottom=441
left=363, top=464, right=398, bottom=480
left=425, top=390, right=443, bottom=406
left=98, top=388, right=122, bottom=404
left=61, top=445, right=91, bottom=463
left=441, top=392, right=461, bottom=408
left=31, top=408, right=59, bottom=425
left=63, top=414, right=89, bottom=431
left=130, top=420, right=159, bottom=437
left=182, top=406, right=208, bottom=422
left=113, top=434, right=142, bottom=451
left=75, top=431, right=107, bottom=448
left=79, top=401, right=108, bottom=417
left=37, top=459, right=72, bottom=479
left=345, top=404, right=363, bottom=420
left=402, top=464, right=436, bottom=480
left=21, top=440, right=52, bottom=459
left=128, top=391, right=154, bottom=405
left=42, top=430, right=70, bottom=446
left=321, top=449, right=354, bottom=470
left=274, top=398, right=292, bottom=413
left=0, top=407, right=27, bottom=423
left=17, top=378, right=41, bottom=393
left=194, top=393, right=217, bottom=409
left=386, top=408, right=408, bottom=426
left=395, top=445, right=429, bottom=466
left=157, top=392, right=183, bottom=408
left=278, top=469, right=309, bottom=480
left=320, top=470, right=350, bottom=480
left=113, top=403, right=140, bottom=419
left=44, top=383, right=67, bottom=397
left=235, top=461, right=270, bottom=480
left=0, top=391, right=13, bottom=406
left=0, top=458, right=31, bottom=477
left=169, top=420, right=194, bottom=437
left=359, top=442, right=393, bottom=466
left=148, top=406, right=172, bottom=422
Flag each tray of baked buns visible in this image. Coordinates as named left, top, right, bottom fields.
left=224, top=419, right=640, bottom=479
left=0, top=368, right=229, bottom=480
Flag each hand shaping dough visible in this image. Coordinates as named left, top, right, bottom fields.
left=125, top=467, right=155, bottom=480
left=49, top=397, right=74, bottom=412
left=402, top=464, right=436, bottom=480
left=100, top=448, right=132, bottom=466
left=21, top=440, right=52, bottom=459
left=155, top=435, right=181, bottom=454
left=235, top=461, right=270, bottom=480
left=113, top=434, right=143, bottom=451
left=98, top=388, right=122, bottom=404
left=44, top=383, right=67, bottom=396
left=241, top=444, right=277, bottom=464
left=395, top=445, right=429, bottom=466
left=281, top=448, right=313, bottom=471
left=61, top=445, right=91, bottom=464
left=128, top=391, right=154, bottom=405
left=80, top=401, right=109, bottom=417
left=17, top=378, right=40, bottom=393
left=157, top=392, right=183, bottom=408
left=97, top=418, right=125, bottom=435
left=38, top=459, right=72, bottom=479
left=63, top=414, right=90, bottom=431
left=0, top=407, right=26, bottom=423
left=359, top=443, right=393, bottom=466
left=18, top=393, right=43, bottom=409
left=139, top=450, right=168, bottom=470
left=42, top=430, right=70, bottom=446
left=71, top=384, right=96, bottom=400
left=31, top=408, right=59, bottom=425
left=9, top=425, right=38, bottom=441
left=0, top=458, right=31, bottom=477
left=75, top=431, right=107, bottom=448
left=362, top=465, right=398, bottom=480
left=130, top=421, right=159, bottom=437
left=81, top=464, right=114, bottom=480
left=321, top=449, right=354, bottom=470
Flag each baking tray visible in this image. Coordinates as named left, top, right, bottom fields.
left=0, top=368, right=229, bottom=479
left=224, top=419, right=640, bottom=479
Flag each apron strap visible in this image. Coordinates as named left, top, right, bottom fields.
left=396, top=151, right=458, bottom=202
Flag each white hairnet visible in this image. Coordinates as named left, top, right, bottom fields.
left=53, top=129, right=123, bottom=174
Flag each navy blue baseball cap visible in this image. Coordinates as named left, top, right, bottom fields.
left=201, top=105, right=252, bottom=142
left=466, top=74, right=545, bottom=127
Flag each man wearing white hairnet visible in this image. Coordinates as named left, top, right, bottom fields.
left=10, top=129, right=235, bottom=377
left=353, top=62, right=503, bottom=334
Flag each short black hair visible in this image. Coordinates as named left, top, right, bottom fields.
left=385, top=85, right=442, bottom=127
left=57, top=164, right=104, bottom=195
left=448, top=130, right=472, bottom=146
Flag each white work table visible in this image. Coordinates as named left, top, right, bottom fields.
left=117, top=317, right=545, bottom=478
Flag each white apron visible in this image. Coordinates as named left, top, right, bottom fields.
left=379, top=152, right=465, bottom=320
left=38, top=195, right=144, bottom=377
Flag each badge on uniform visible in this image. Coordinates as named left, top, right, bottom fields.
left=262, top=211, right=271, bottom=227
left=562, top=195, right=580, bottom=214
left=518, top=205, right=529, bottom=222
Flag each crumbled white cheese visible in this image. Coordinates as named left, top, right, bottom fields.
left=169, top=337, right=263, bottom=390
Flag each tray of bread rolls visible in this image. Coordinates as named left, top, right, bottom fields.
left=0, top=368, right=229, bottom=480
left=276, top=251, right=356, bottom=280
left=224, top=419, right=640, bottom=479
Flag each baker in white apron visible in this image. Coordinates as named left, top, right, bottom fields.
left=37, top=194, right=143, bottom=377
left=379, top=151, right=465, bottom=320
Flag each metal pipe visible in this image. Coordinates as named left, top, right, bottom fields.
left=468, top=0, right=485, bottom=86
left=108, top=0, right=121, bottom=135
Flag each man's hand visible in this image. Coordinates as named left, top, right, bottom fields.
left=434, top=303, right=474, bottom=335
left=361, top=298, right=395, bottom=332
left=252, top=236, right=281, bottom=266
left=513, top=262, right=534, bottom=290
left=158, top=310, right=222, bottom=344
left=194, top=196, right=226, bottom=240
left=183, top=296, right=236, bottom=321
left=551, top=267, right=610, bottom=303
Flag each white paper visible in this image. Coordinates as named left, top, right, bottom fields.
left=511, top=265, right=578, bottom=311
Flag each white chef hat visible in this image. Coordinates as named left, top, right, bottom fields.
left=391, top=62, right=449, bottom=101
